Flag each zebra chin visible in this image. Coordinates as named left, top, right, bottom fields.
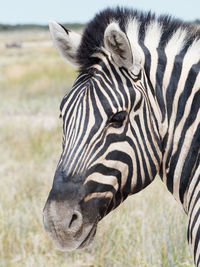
left=43, top=219, right=97, bottom=251
left=44, top=228, right=97, bottom=252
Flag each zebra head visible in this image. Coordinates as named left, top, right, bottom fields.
left=43, top=16, right=162, bottom=251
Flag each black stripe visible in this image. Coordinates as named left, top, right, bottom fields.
left=94, top=75, right=119, bottom=110
left=135, top=114, right=157, bottom=179
left=194, top=223, right=200, bottom=265
left=108, top=61, right=127, bottom=108
left=190, top=208, right=200, bottom=248
left=174, top=61, right=200, bottom=129
left=60, top=73, right=90, bottom=111
left=166, top=45, right=191, bottom=123
left=129, top=125, right=150, bottom=189
left=119, top=67, right=136, bottom=108
left=143, top=102, right=161, bottom=165
left=85, top=180, right=116, bottom=194
left=188, top=191, right=200, bottom=242
left=63, top=85, right=86, bottom=131
left=155, top=47, right=167, bottom=122
left=179, top=125, right=200, bottom=203
left=63, top=86, right=90, bottom=171
left=188, top=175, right=200, bottom=213
left=106, top=151, right=132, bottom=199
left=167, top=92, right=200, bottom=195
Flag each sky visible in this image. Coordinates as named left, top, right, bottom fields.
left=1, top=0, right=200, bottom=25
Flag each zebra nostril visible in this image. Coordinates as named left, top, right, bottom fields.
left=67, top=210, right=82, bottom=231
left=68, top=213, right=78, bottom=228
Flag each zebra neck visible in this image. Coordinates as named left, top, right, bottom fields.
left=147, top=37, right=200, bottom=207
left=131, top=19, right=200, bottom=206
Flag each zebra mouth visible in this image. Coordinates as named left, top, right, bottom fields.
left=78, top=220, right=98, bottom=249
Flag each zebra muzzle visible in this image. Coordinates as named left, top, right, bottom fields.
left=43, top=198, right=97, bottom=251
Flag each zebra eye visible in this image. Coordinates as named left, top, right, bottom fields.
left=108, top=111, right=127, bottom=128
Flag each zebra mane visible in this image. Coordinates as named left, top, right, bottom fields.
left=77, top=7, right=200, bottom=72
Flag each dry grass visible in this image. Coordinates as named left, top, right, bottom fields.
left=0, top=30, right=194, bottom=267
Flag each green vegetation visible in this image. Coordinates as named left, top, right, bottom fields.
left=0, top=30, right=194, bottom=266
left=0, top=23, right=84, bottom=31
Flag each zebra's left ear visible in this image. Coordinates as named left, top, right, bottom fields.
left=104, top=22, right=141, bottom=73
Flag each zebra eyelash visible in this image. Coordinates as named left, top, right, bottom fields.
left=107, top=111, right=127, bottom=128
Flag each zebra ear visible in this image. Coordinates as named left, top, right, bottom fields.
left=104, top=22, right=141, bottom=72
left=49, top=21, right=81, bottom=67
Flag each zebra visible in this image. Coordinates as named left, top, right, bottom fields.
left=43, top=7, right=200, bottom=266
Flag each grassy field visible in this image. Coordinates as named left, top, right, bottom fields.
left=0, top=30, right=194, bottom=267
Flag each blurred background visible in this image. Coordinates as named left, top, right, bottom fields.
left=1, top=0, right=199, bottom=266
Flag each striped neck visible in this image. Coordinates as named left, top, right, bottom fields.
left=132, top=19, right=200, bottom=207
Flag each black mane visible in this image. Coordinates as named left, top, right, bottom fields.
left=76, top=7, right=200, bottom=71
